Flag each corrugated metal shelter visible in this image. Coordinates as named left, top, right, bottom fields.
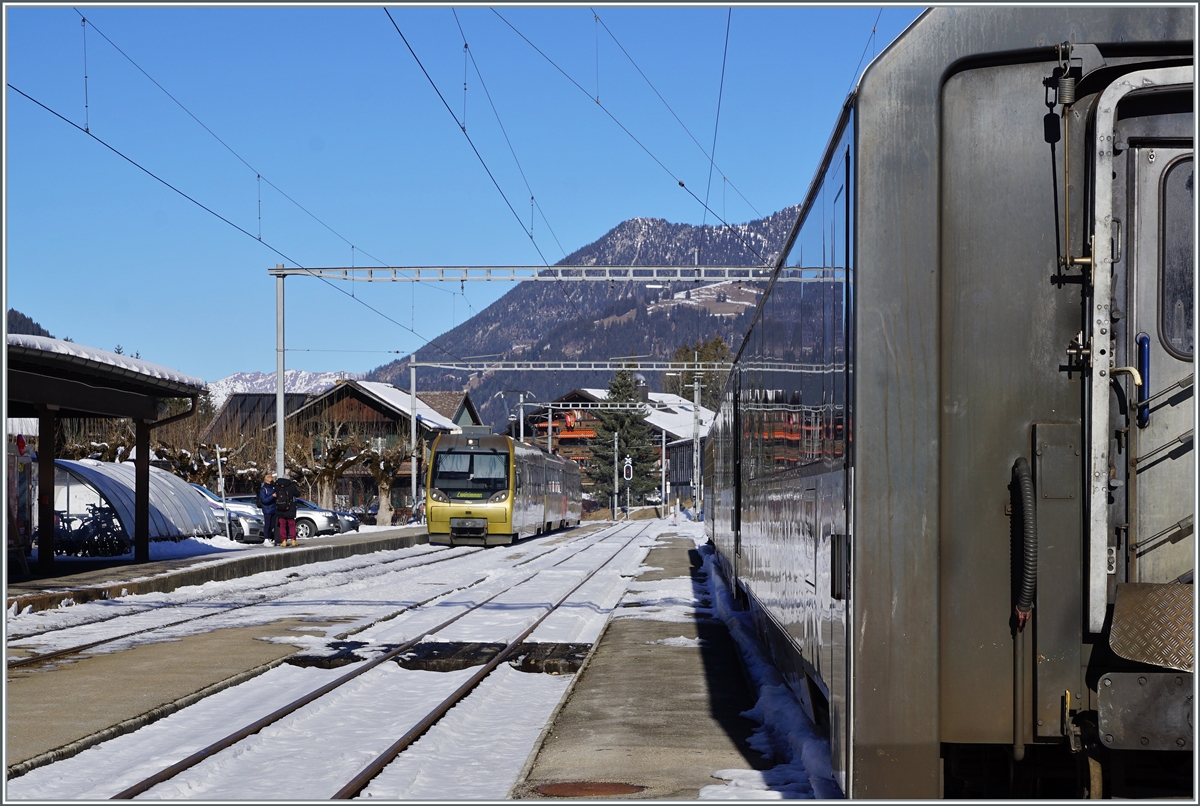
left=7, top=334, right=206, bottom=571
left=58, top=459, right=219, bottom=540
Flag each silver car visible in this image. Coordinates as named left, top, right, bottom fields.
left=294, top=498, right=340, bottom=538
left=228, top=494, right=340, bottom=539
left=189, top=484, right=266, bottom=543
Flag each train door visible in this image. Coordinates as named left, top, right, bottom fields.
left=1125, top=145, right=1193, bottom=584
left=1086, top=65, right=1193, bottom=634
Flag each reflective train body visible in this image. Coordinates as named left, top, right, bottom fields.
left=426, top=432, right=582, bottom=546
left=705, top=7, right=1193, bottom=798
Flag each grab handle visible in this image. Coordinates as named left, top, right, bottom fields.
left=1136, top=333, right=1151, bottom=428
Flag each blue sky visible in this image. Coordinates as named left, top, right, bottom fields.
left=5, top=4, right=923, bottom=383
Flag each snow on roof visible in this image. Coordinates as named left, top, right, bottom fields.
left=579, top=388, right=714, bottom=441
left=357, top=382, right=459, bottom=432
left=7, top=334, right=205, bottom=391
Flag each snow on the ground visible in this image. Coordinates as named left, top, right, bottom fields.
left=622, top=521, right=840, bottom=800
left=27, top=534, right=251, bottom=567
left=358, top=665, right=572, bottom=800
left=8, top=518, right=836, bottom=800
left=6, top=524, right=649, bottom=800
left=649, top=635, right=708, bottom=648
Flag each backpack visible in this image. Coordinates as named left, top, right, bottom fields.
left=275, top=481, right=295, bottom=512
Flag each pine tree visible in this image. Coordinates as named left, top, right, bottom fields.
left=587, top=370, right=659, bottom=506
left=662, top=335, right=732, bottom=411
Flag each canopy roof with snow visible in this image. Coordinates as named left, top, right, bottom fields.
left=8, top=334, right=205, bottom=420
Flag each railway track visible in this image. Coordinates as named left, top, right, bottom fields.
left=102, top=520, right=649, bottom=800
left=7, top=545, right=479, bottom=670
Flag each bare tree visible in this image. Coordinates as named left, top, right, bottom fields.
left=362, top=439, right=410, bottom=526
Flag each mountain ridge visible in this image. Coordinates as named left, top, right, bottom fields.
left=365, top=205, right=800, bottom=429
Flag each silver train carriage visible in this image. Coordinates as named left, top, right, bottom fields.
left=427, top=431, right=582, bottom=546
left=705, top=6, right=1193, bottom=798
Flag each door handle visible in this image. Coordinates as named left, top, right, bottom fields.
left=1136, top=333, right=1151, bottom=428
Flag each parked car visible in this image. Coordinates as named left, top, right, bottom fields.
left=189, top=484, right=265, bottom=543
left=228, top=494, right=340, bottom=539
left=334, top=509, right=360, bottom=533
left=354, top=496, right=420, bottom=526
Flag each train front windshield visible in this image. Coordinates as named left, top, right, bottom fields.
left=431, top=451, right=509, bottom=499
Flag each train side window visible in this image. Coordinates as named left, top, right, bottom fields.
left=1161, top=157, right=1194, bottom=359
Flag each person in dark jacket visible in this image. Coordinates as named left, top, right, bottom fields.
left=258, top=475, right=278, bottom=546
left=274, top=476, right=300, bottom=547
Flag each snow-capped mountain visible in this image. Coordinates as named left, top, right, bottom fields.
left=206, top=370, right=359, bottom=409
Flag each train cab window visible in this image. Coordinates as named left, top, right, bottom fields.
left=1161, top=157, right=1194, bottom=359
left=432, top=451, right=509, bottom=498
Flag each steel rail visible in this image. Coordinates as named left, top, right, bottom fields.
left=8, top=547, right=474, bottom=670
left=332, top=521, right=651, bottom=799
left=109, top=523, right=625, bottom=800
left=7, top=544, right=461, bottom=644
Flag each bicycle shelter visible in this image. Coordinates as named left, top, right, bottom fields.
left=7, top=335, right=206, bottom=573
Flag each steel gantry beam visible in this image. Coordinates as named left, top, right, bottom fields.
left=267, top=265, right=847, bottom=283
left=267, top=265, right=777, bottom=282
left=411, top=360, right=733, bottom=373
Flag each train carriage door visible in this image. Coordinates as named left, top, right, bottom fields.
left=1087, top=66, right=1193, bottom=633
left=1126, top=145, right=1193, bottom=586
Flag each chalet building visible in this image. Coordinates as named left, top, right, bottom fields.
left=282, top=380, right=482, bottom=511
left=506, top=382, right=714, bottom=503
left=199, top=392, right=311, bottom=447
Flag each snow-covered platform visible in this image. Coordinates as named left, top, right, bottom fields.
left=6, top=525, right=428, bottom=615
left=510, top=533, right=772, bottom=799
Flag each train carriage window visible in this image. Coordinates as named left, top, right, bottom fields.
left=1161, top=157, right=1194, bottom=359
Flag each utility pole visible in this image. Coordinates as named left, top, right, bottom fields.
left=660, top=428, right=666, bottom=519
left=410, top=355, right=418, bottom=516
left=548, top=408, right=553, bottom=454
left=518, top=392, right=524, bottom=444
left=693, top=351, right=701, bottom=518
left=612, top=430, right=619, bottom=520
left=275, top=266, right=286, bottom=477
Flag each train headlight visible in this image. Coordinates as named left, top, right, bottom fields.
left=488, top=490, right=509, bottom=503
left=429, top=488, right=450, bottom=503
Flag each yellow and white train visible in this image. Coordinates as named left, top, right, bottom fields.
left=425, top=431, right=582, bottom=546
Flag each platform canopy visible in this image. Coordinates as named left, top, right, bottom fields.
left=7, top=334, right=205, bottom=419
left=6, top=334, right=207, bottom=572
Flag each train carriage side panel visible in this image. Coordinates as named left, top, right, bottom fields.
left=852, top=5, right=1193, bottom=797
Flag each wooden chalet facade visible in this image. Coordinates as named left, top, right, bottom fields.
left=283, top=380, right=481, bottom=511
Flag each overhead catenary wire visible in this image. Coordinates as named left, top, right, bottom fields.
left=80, top=15, right=90, bottom=132
left=384, top=7, right=584, bottom=323
left=493, top=9, right=772, bottom=269
left=701, top=8, right=733, bottom=231
left=451, top=9, right=569, bottom=261
left=845, top=7, right=884, bottom=99
left=69, top=10, right=461, bottom=301
left=591, top=9, right=761, bottom=219
left=7, top=83, right=464, bottom=364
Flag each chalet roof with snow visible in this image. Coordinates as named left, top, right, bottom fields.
left=578, top=388, right=715, bottom=441
left=281, top=380, right=480, bottom=434
left=199, top=393, right=312, bottom=444
left=411, top=391, right=481, bottom=428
